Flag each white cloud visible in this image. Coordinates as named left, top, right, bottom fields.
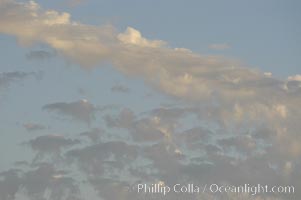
left=117, top=27, right=165, bottom=48
left=264, top=72, right=272, bottom=77
left=273, top=104, right=287, bottom=119
left=288, top=74, right=301, bottom=82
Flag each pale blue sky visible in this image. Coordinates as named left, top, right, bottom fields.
left=0, top=1, right=300, bottom=199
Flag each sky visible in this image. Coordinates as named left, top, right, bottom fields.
left=0, top=0, right=300, bottom=200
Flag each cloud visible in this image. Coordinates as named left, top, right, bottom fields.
left=218, top=135, right=257, bottom=155
left=288, top=74, right=301, bottom=82
left=111, top=84, right=130, bottom=93
left=104, top=108, right=135, bottom=128
left=77, top=87, right=87, bottom=95
left=117, top=27, right=166, bottom=48
left=0, top=0, right=247, bottom=103
left=0, top=0, right=115, bottom=66
left=26, top=49, right=56, bottom=61
left=80, top=128, right=104, bottom=143
left=25, top=134, right=80, bottom=164
left=264, top=72, right=272, bottom=77
left=208, top=43, right=231, bottom=50
left=42, top=99, right=97, bottom=124
left=66, top=140, right=138, bottom=177
left=104, top=108, right=179, bottom=142
left=27, top=134, right=80, bottom=154
left=2, top=0, right=293, bottom=116
left=0, top=71, right=34, bottom=88
left=1, top=1, right=301, bottom=199
left=21, top=163, right=78, bottom=198
left=8, top=163, right=81, bottom=200
left=23, top=122, right=47, bottom=132
left=99, top=104, right=301, bottom=199
left=177, top=127, right=211, bottom=150
left=1, top=103, right=300, bottom=199
left=0, top=169, right=21, bottom=200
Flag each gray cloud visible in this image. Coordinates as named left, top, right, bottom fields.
left=43, top=99, right=97, bottom=124
left=21, top=163, right=81, bottom=200
left=26, top=135, right=80, bottom=163
left=104, top=108, right=135, bottom=129
left=80, top=128, right=104, bottom=143
left=66, top=141, right=138, bottom=178
left=104, top=108, right=171, bottom=142
left=111, top=84, right=130, bottom=93
left=27, top=135, right=80, bottom=153
left=177, top=127, right=211, bottom=150
left=26, top=50, right=56, bottom=61
left=3, top=163, right=81, bottom=200
left=0, top=71, right=33, bottom=88
left=0, top=169, right=21, bottom=200
left=218, top=135, right=258, bottom=155
left=1, top=108, right=299, bottom=200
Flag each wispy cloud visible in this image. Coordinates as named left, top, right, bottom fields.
left=111, top=84, right=130, bottom=93
left=23, top=122, right=47, bottom=132
left=26, top=49, right=56, bottom=61
left=208, top=43, right=231, bottom=50
left=0, top=71, right=36, bottom=88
